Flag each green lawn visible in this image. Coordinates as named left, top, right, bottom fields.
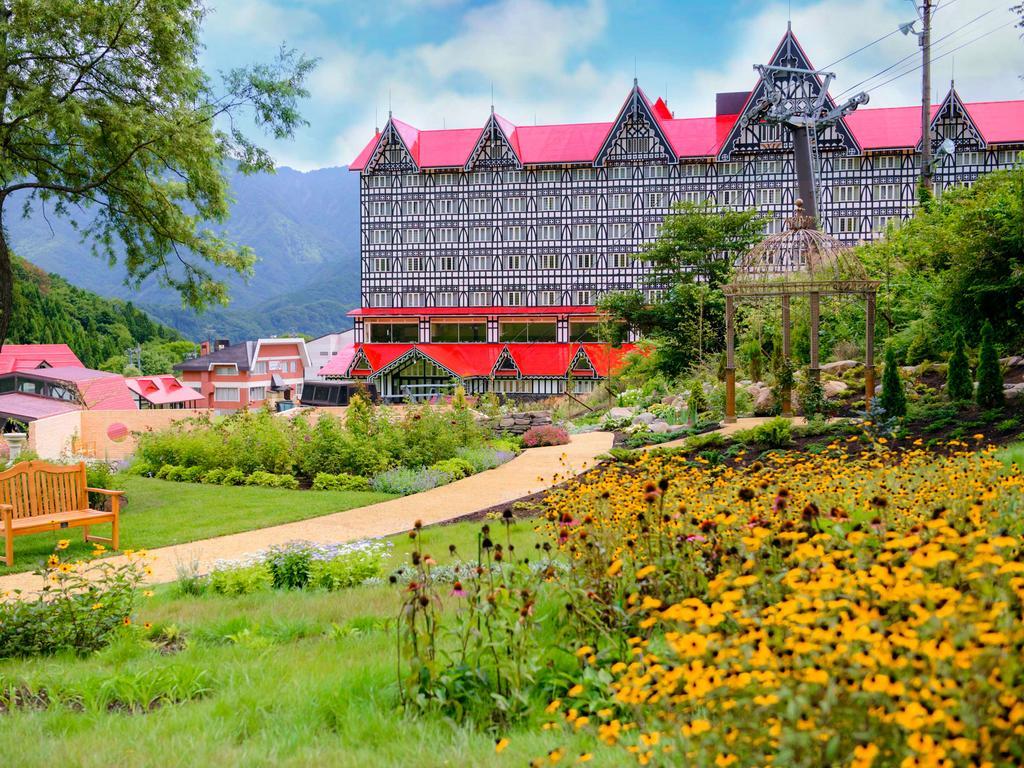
left=0, top=520, right=607, bottom=768
left=0, top=477, right=395, bottom=576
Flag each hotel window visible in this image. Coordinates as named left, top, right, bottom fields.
left=468, top=291, right=488, bottom=306
left=873, top=184, right=899, bottom=201
left=370, top=201, right=388, bottom=215
left=471, top=171, right=487, bottom=184
left=470, top=254, right=489, bottom=271
left=432, top=321, right=486, bottom=343
left=505, top=254, right=522, bottom=270
left=681, top=163, right=705, bottom=178
left=721, top=189, right=742, bottom=207
left=610, top=166, right=630, bottom=180
left=404, top=293, right=424, bottom=307
left=436, top=227, right=458, bottom=243
left=471, top=197, right=488, bottom=214
left=681, top=190, right=704, bottom=203
left=371, top=257, right=389, bottom=273
left=369, top=322, right=418, bottom=343
left=539, top=224, right=559, bottom=241
left=575, top=195, right=592, bottom=211
left=251, top=362, right=267, bottom=374
left=571, top=321, right=601, bottom=342
left=437, top=292, right=458, bottom=307
left=540, top=253, right=559, bottom=269
left=437, top=173, right=455, bottom=186
left=506, top=291, right=523, bottom=306
left=873, top=215, right=895, bottom=232
left=370, top=229, right=389, bottom=244
left=505, top=171, right=523, bottom=183
left=575, top=253, right=594, bottom=269
left=758, top=160, right=782, bottom=175
left=998, top=150, right=1019, bottom=166
left=575, top=290, right=593, bottom=305
left=834, top=156, right=861, bottom=172
left=368, top=292, right=391, bottom=308
left=644, top=221, right=662, bottom=238
left=537, top=290, right=559, bottom=306
left=403, top=200, right=422, bottom=215
left=646, top=289, right=665, bottom=303
left=436, top=198, right=455, bottom=214
left=610, top=252, right=630, bottom=268
left=647, top=165, right=668, bottom=179
left=757, top=188, right=780, bottom=205
left=405, top=228, right=424, bottom=244
left=250, top=386, right=266, bottom=401
left=214, top=388, right=239, bottom=402
left=505, top=225, right=524, bottom=242
left=470, top=226, right=489, bottom=243
left=573, top=168, right=595, bottom=181
left=763, top=218, right=783, bottom=235
left=539, top=169, right=559, bottom=183
left=370, top=175, right=388, bottom=188
left=957, top=151, right=982, bottom=167
left=610, top=193, right=629, bottom=210
left=835, top=217, right=859, bottom=234
left=610, top=222, right=630, bottom=239
left=718, top=161, right=742, bottom=176
left=213, top=365, right=236, bottom=376
left=874, top=155, right=900, bottom=170
left=648, top=192, right=665, bottom=208
left=574, top=223, right=595, bottom=239
left=438, top=255, right=456, bottom=271
left=404, top=173, right=422, bottom=187
left=501, top=321, right=557, bottom=342
left=405, top=256, right=424, bottom=272
left=539, top=195, right=558, bottom=211
left=507, top=196, right=526, bottom=212
left=834, top=185, right=858, bottom=203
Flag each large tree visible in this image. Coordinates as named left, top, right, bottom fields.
left=600, top=201, right=763, bottom=377
left=0, top=0, right=316, bottom=348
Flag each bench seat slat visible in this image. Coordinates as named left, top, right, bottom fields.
left=10, top=509, right=115, bottom=532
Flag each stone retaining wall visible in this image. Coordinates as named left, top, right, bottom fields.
left=491, top=410, right=553, bottom=435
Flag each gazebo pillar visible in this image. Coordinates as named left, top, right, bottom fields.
left=809, top=291, right=821, bottom=384
left=780, top=294, right=792, bottom=416
left=725, top=294, right=736, bottom=423
left=865, top=292, right=876, bottom=409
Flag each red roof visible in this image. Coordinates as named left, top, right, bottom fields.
left=0, top=393, right=80, bottom=421
left=26, top=367, right=138, bottom=410
left=351, top=96, right=1024, bottom=168
left=125, top=375, right=204, bottom=406
left=316, top=344, right=357, bottom=378
left=0, top=344, right=84, bottom=375
left=348, top=305, right=600, bottom=318
left=329, top=342, right=634, bottom=379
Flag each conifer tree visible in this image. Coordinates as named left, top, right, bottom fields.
left=880, top=346, right=907, bottom=418
left=975, top=321, right=1005, bottom=409
left=946, top=331, right=974, bottom=402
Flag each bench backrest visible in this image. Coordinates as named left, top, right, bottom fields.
left=0, top=460, right=88, bottom=519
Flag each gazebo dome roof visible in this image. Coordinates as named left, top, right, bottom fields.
left=725, top=199, right=876, bottom=297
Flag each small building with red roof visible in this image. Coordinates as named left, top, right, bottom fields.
left=125, top=375, right=206, bottom=410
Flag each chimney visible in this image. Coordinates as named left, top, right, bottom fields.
left=716, top=91, right=749, bottom=117
left=215, top=339, right=230, bottom=351
left=199, top=341, right=211, bottom=356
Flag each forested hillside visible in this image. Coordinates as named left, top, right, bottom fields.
left=6, top=256, right=189, bottom=371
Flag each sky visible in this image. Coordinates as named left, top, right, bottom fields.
left=199, top=0, right=1024, bottom=172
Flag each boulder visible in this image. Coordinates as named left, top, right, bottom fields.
left=650, top=420, right=672, bottom=434
left=754, top=387, right=775, bottom=414
left=1004, top=383, right=1024, bottom=400
left=1000, top=356, right=1023, bottom=368
left=499, top=417, right=515, bottom=428
left=821, top=360, right=859, bottom=374
left=823, top=380, right=849, bottom=399
left=607, top=406, right=636, bottom=421
left=745, top=382, right=765, bottom=398
left=632, top=412, right=656, bottom=425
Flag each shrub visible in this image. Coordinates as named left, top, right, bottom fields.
left=180, top=466, right=204, bottom=483
left=222, top=408, right=295, bottom=475
left=429, top=457, right=475, bottom=480
left=0, top=547, right=145, bottom=658
left=308, top=540, right=390, bottom=591
left=264, top=542, right=316, bottom=590
left=155, top=463, right=177, bottom=480
left=221, top=468, right=247, bottom=486
left=395, top=408, right=465, bottom=467
left=521, top=424, right=570, bottom=448
left=245, top=471, right=299, bottom=490
left=208, top=564, right=273, bottom=596
left=164, top=466, right=187, bottom=482
left=880, top=346, right=907, bottom=418
left=201, top=468, right=226, bottom=485
left=298, top=415, right=392, bottom=478
left=455, top=446, right=516, bottom=473
left=976, top=320, right=1005, bottom=409
left=797, top=371, right=831, bottom=419
left=946, top=330, right=974, bottom=401
left=371, top=467, right=452, bottom=496
left=737, top=417, right=792, bottom=448
left=311, top=472, right=372, bottom=492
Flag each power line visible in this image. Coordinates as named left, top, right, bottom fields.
left=820, top=26, right=904, bottom=71
left=833, top=5, right=1001, bottom=99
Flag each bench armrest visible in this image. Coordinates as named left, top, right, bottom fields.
left=0, top=503, right=11, bottom=512
left=86, top=487, right=125, bottom=496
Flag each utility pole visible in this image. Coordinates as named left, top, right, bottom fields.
left=920, top=0, right=934, bottom=194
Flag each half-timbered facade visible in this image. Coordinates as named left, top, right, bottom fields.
left=335, top=27, right=1024, bottom=399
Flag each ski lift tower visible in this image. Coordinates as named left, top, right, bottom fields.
left=738, top=63, right=870, bottom=222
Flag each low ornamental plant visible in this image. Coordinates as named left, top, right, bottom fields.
left=370, top=467, right=453, bottom=496
left=521, top=424, right=570, bottom=448
left=0, top=543, right=149, bottom=658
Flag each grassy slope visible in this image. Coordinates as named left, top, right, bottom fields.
left=0, top=477, right=394, bottom=576
left=0, top=520, right=606, bottom=768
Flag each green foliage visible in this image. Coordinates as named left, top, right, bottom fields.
left=208, top=564, right=273, bottom=596
left=0, top=547, right=145, bottom=658
left=797, top=371, right=830, bottom=419
left=880, top=346, right=907, bottom=418
left=0, top=2, right=317, bottom=344
left=429, top=458, right=475, bottom=480
left=244, top=471, right=299, bottom=490
left=221, top=468, right=247, bottom=486
left=736, top=417, right=793, bottom=448
left=311, top=472, right=372, bottom=492
left=976, top=321, right=1005, bottom=409
left=200, top=468, right=226, bottom=485
left=600, top=202, right=763, bottom=376
left=946, top=331, right=974, bottom=402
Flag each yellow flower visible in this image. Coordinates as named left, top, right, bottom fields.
left=143, top=590, right=154, bottom=598
left=606, top=559, right=623, bottom=577
left=56, top=539, right=70, bottom=550
left=567, top=684, right=584, bottom=697
left=546, top=699, right=562, bottom=714
left=494, top=738, right=509, bottom=754
left=635, top=564, right=657, bottom=579
left=715, top=754, right=738, bottom=767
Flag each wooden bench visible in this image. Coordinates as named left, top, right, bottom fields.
left=0, top=460, right=122, bottom=567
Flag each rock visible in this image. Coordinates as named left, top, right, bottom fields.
left=607, top=406, right=636, bottom=420
left=499, top=417, right=515, bottom=428
left=754, top=387, right=775, bottom=414
left=1000, top=356, right=1023, bottom=368
left=745, top=382, right=764, bottom=398
left=821, top=360, right=859, bottom=374
left=823, top=380, right=849, bottom=399
left=650, top=420, right=672, bottom=434
left=633, top=412, right=656, bottom=425
left=661, top=395, right=676, bottom=405
left=1004, top=383, right=1024, bottom=400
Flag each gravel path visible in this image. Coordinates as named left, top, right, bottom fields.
left=0, top=432, right=613, bottom=596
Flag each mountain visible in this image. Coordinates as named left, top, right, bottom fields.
left=6, top=164, right=362, bottom=340
left=7, top=256, right=183, bottom=370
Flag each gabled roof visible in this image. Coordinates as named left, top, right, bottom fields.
left=594, top=82, right=678, bottom=166
left=347, top=305, right=599, bottom=318
left=316, top=343, right=357, bottom=378
left=0, top=393, right=80, bottom=421
left=125, top=375, right=204, bottom=405
left=174, top=341, right=254, bottom=372
left=0, top=344, right=84, bottom=375
left=22, top=366, right=138, bottom=410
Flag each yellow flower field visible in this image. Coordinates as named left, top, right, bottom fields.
left=536, top=442, right=1024, bottom=767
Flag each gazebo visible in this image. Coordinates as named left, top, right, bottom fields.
left=721, top=200, right=880, bottom=422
